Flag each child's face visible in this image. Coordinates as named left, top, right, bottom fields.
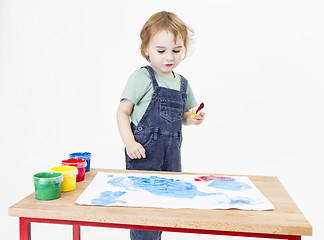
left=145, top=30, right=184, bottom=78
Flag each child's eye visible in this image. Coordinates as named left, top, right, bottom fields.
left=173, top=50, right=181, bottom=53
left=157, top=50, right=165, bottom=53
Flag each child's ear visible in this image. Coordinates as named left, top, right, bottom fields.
left=144, top=50, right=150, bottom=62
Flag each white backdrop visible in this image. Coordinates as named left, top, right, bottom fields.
left=1, top=0, right=323, bottom=239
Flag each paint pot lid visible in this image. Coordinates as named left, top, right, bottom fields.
left=69, top=152, right=91, bottom=159
left=33, top=172, right=63, bottom=184
left=51, top=166, right=78, bottom=176
left=62, top=159, right=87, bottom=168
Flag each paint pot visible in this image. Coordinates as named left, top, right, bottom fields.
left=61, top=159, right=87, bottom=182
left=51, top=166, right=78, bottom=192
left=69, top=152, right=91, bottom=172
left=33, top=172, right=63, bottom=200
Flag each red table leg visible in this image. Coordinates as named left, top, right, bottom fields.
left=18, top=217, right=302, bottom=240
left=19, top=218, right=31, bottom=240
left=73, top=225, right=80, bottom=240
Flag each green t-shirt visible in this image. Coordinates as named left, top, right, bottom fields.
left=121, top=68, right=197, bottom=125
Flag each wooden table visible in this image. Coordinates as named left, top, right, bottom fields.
left=9, top=168, right=312, bottom=240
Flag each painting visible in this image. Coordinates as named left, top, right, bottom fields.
left=75, top=172, right=274, bottom=210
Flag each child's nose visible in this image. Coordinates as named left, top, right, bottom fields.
left=166, top=51, right=174, bottom=61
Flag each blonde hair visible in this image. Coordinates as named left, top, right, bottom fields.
left=140, top=11, right=194, bottom=62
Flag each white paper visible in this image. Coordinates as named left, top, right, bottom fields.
left=75, top=172, right=274, bottom=210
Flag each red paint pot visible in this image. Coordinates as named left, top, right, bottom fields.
left=61, top=159, right=87, bottom=182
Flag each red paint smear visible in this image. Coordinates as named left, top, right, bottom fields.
left=194, top=175, right=235, bottom=182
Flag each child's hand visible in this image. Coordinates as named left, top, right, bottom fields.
left=125, top=141, right=146, bottom=159
left=189, top=110, right=205, bottom=125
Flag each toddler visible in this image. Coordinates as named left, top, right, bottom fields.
left=116, top=11, right=205, bottom=240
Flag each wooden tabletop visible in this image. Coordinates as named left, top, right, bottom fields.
left=9, top=168, right=312, bottom=236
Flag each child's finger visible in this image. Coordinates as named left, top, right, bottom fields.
left=190, top=113, right=205, bottom=125
left=189, top=118, right=199, bottom=125
left=135, top=149, right=143, bottom=159
left=196, top=112, right=205, bottom=120
left=139, top=146, right=146, bottom=158
left=129, top=152, right=136, bottom=159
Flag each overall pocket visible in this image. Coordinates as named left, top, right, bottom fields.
left=134, top=128, right=156, bottom=149
left=159, top=99, right=183, bottom=122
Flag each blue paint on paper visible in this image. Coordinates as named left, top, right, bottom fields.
left=208, top=180, right=251, bottom=191
left=90, top=191, right=126, bottom=205
left=230, top=198, right=252, bottom=205
left=107, top=176, right=220, bottom=199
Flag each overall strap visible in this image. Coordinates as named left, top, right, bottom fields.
left=141, top=65, right=159, bottom=89
left=179, top=75, right=188, bottom=94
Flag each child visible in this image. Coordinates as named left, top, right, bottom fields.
left=116, top=11, right=205, bottom=240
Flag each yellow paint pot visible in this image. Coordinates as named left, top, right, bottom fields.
left=51, top=166, right=78, bottom=192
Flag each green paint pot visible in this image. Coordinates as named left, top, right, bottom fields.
left=33, top=172, right=63, bottom=200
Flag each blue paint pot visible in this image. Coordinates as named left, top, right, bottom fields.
left=69, top=152, right=91, bottom=172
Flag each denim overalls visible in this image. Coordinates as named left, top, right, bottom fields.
left=126, top=65, right=188, bottom=240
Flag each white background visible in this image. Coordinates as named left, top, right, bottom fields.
left=1, top=0, right=323, bottom=239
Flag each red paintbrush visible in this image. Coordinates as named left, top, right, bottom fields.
left=196, top=102, right=204, bottom=114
